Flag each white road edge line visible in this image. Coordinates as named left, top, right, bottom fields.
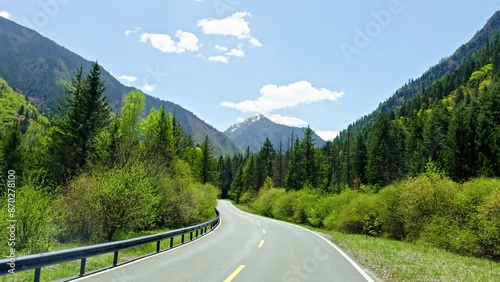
left=227, top=201, right=375, bottom=282
left=73, top=216, right=223, bottom=281
left=293, top=224, right=375, bottom=282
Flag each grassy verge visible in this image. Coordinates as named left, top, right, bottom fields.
left=0, top=228, right=206, bottom=282
left=234, top=203, right=500, bottom=282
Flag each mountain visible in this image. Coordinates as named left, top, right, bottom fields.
left=0, top=17, right=240, bottom=156
left=225, top=114, right=326, bottom=152
left=341, top=10, right=500, bottom=138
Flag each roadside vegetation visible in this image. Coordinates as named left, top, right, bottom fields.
left=236, top=172, right=500, bottom=281
left=0, top=63, right=220, bottom=279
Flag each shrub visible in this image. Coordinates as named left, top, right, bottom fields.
left=398, top=175, right=458, bottom=241
left=239, top=191, right=256, bottom=205
left=57, top=164, right=160, bottom=242
left=13, top=185, right=53, bottom=253
left=323, top=189, right=359, bottom=230
left=271, top=190, right=298, bottom=221
left=252, top=188, right=286, bottom=217
left=334, top=193, right=381, bottom=234
left=291, top=190, right=321, bottom=225
left=477, top=187, right=500, bottom=259
left=419, top=216, right=481, bottom=256
left=377, top=182, right=406, bottom=239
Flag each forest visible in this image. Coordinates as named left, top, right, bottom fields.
left=0, top=29, right=499, bottom=264
left=214, top=35, right=500, bottom=260
left=0, top=63, right=219, bottom=254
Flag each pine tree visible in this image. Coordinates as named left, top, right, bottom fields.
left=353, top=133, right=367, bottom=185
left=286, top=138, right=304, bottom=190
left=366, top=114, right=399, bottom=187
left=198, top=135, right=216, bottom=184
left=302, top=126, right=318, bottom=187
left=52, top=63, right=110, bottom=181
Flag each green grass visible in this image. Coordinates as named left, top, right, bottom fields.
left=0, top=227, right=211, bottom=282
left=234, top=202, right=500, bottom=282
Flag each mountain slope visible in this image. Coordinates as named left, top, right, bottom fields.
left=0, top=17, right=240, bottom=156
left=225, top=114, right=326, bottom=152
left=342, top=10, right=500, bottom=138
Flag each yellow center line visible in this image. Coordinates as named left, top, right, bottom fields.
left=224, top=265, right=246, bottom=282
left=262, top=229, right=266, bottom=234
left=258, top=240, right=265, bottom=248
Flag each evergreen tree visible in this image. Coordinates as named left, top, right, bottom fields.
left=366, top=114, right=399, bottom=187
left=302, top=126, right=318, bottom=187
left=258, top=138, right=275, bottom=180
left=286, top=138, right=304, bottom=190
left=52, top=63, right=110, bottom=182
left=353, top=133, right=367, bottom=185
left=198, top=135, right=217, bottom=184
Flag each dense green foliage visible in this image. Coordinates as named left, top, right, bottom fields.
left=0, top=65, right=219, bottom=255
left=247, top=174, right=500, bottom=260
left=217, top=34, right=500, bottom=197
left=216, top=27, right=500, bottom=262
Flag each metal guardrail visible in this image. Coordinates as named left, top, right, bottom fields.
left=0, top=209, right=220, bottom=281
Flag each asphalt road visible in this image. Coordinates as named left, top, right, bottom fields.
left=76, top=200, right=375, bottom=282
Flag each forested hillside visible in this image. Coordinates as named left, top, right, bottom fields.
left=215, top=17, right=500, bottom=261
left=0, top=63, right=219, bottom=254
left=0, top=17, right=240, bottom=156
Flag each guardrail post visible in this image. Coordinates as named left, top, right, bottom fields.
left=79, top=258, right=86, bottom=277
left=196, top=229, right=199, bottom=237
left=181, top=234, right=185, bottom=244
left=156, top=241, right=161, bottom=253
left=113, top=251, right=119, bottom=267
left=170, top=237, right=174, bottom=248
left=190, top=232, right=193, bottom=241
left=34, top=268, right=41, bottom=282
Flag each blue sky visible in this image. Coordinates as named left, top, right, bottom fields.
left=1, top=1, right=499, bottom=140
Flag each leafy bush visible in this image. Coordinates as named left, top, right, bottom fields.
left=239, top=191, right=256, bottom=205
left=270, top=190, right=298, bottom=221
left=12, top=185, right=53, bottom=253
left=252, top=188, right=286, bottom=217
left=323, top=189, right=359, bottom=230
left=419, top=216, right=481, bottom=256
left=377, top=182, right=406, bottom=239
left=398, top=175, right=458, bottom=241
left=333, top=193, right=380, bottom=234
left=57, top=164, right=160, bottom=242
left=477, top=187, right=500, bottom=259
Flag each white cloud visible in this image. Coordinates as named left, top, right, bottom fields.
left=140, top=30, right=200, bottom=54
left=0, top=11, right=11, bottom=20
left=207, top=56, right=229, bottom=64
left=125, top=27, right=141, bottom=37
left=225, top=48, right=245, bottom=57
left=118, top=75, right=137, bottom=84
left=215, top=45, right=228, bottom=52
left=221, top=81, right=344, bottom=113
left=248, top=37, right=263, bottom=47
left=141, top=83, right=157, bottom=92
left=316, top=131, right=339, bottom=141
left=198, top=12, right=262, bottom=47
left=265, top=114, right=308, bottom=127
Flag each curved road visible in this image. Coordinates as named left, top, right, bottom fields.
left=77, top=200, right=376, bottom=282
